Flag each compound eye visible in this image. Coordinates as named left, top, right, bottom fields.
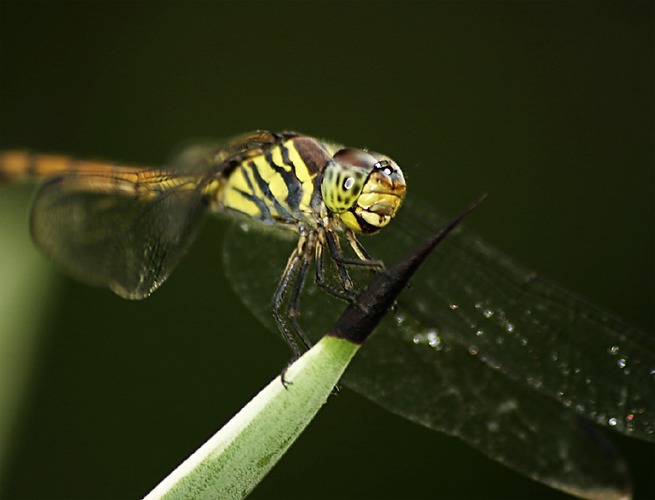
left=321, top=160, right=367, bottom=214
left=333, top=148, right=377, bottom=169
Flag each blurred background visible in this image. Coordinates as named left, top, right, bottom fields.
left=0, top=2, right=653, bottom=499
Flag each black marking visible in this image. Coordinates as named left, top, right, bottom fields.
left=239, top=165, right=274, bottom=222
left=212, top=131, right=296, bottom=180
left=234, top=188, right=275, bottom=224
left=311, top=169, right=327, bottom=213
left=247, top=161, right=295, bottom=223
left=276, top=143, right=304, bottom=210
left=352, top=210, right=379, bottom=234
left=273, top=131, right=300, bottom=143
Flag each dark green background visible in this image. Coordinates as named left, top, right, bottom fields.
left=1, top=2, right=653, bottom=499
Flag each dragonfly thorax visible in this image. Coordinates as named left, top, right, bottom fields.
left=321, top=148, right=406, bottom=234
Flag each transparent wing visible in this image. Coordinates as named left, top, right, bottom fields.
left=372, top=199, right=655, bottom=441
left=30, top=172, right=208, bottom=299
left=223, top=197, right=654, bottom=499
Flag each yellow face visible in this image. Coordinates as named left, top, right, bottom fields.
left=321, top=148, right=406, bottom=233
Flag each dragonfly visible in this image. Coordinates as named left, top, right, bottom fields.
left=0, top=131, right=405, bottom=356
left=0, top=131, right=653, bottom=499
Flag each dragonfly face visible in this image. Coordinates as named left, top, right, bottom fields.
left=321, top=148, right=406, bottom=233
left=1, top=131, right=653, bottom=499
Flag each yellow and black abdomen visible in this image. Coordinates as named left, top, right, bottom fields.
left=217, top=136, right=331, bottom=229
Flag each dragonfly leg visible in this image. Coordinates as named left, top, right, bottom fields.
left=314, top=241, right=356, bottom=303
left=322, top=228, right=389, bottom=316
left=273, top=243, right=304, bottom=356
left=277, top=237, right=317, bottom=388
left=285, top=237, right=315, bottom=350
left=345, top=230, right=385, bottom=272
left=323, top=229, right=356, bottom=292
left=323, top=228, right=385, bottom=273
left=272, top=232, right=314, bottom=358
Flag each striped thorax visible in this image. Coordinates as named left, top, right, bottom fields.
left=215, top=135, right=407, bottom=237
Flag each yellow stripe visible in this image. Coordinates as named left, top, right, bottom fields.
left=271, top=147, right=291, bottom=173
left=268, top=173, right=289, bottom=203
left=222, top=188, right=260, bottom=218
left=221, top=172, right=260, bottom=217
left=253, top=148, right=291, bottom=215
left=251, top=155, right=275, bottom=183
left=286, top=142, right=311, bottom=183
left=226, top=167, right=251, bottom=195
left=286, top=142, right=315, bottom=213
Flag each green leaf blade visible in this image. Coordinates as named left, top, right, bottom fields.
left=144, top=336, right=359, bottom=500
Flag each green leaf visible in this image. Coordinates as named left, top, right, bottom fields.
left=144, top=335, right=359, bottom=500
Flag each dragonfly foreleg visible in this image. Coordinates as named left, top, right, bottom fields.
left=314, top=241, right=356, bottom=303
left=345, top=230, right=385, bottom=272
left=323, top=229, right=355, bottom=293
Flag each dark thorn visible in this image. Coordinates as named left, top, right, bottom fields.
left=329, top=195, right=486, bottom=344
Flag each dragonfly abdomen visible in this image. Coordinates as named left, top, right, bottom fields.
left=0, top=150, right=82, bottom=182
left=0, top=149, right=161, bottom=189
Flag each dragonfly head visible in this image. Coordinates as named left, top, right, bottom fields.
left=322, top=148, right=406, bottom=233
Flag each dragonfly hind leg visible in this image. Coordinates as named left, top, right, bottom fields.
left=272, top=231, right=316, bottom=358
